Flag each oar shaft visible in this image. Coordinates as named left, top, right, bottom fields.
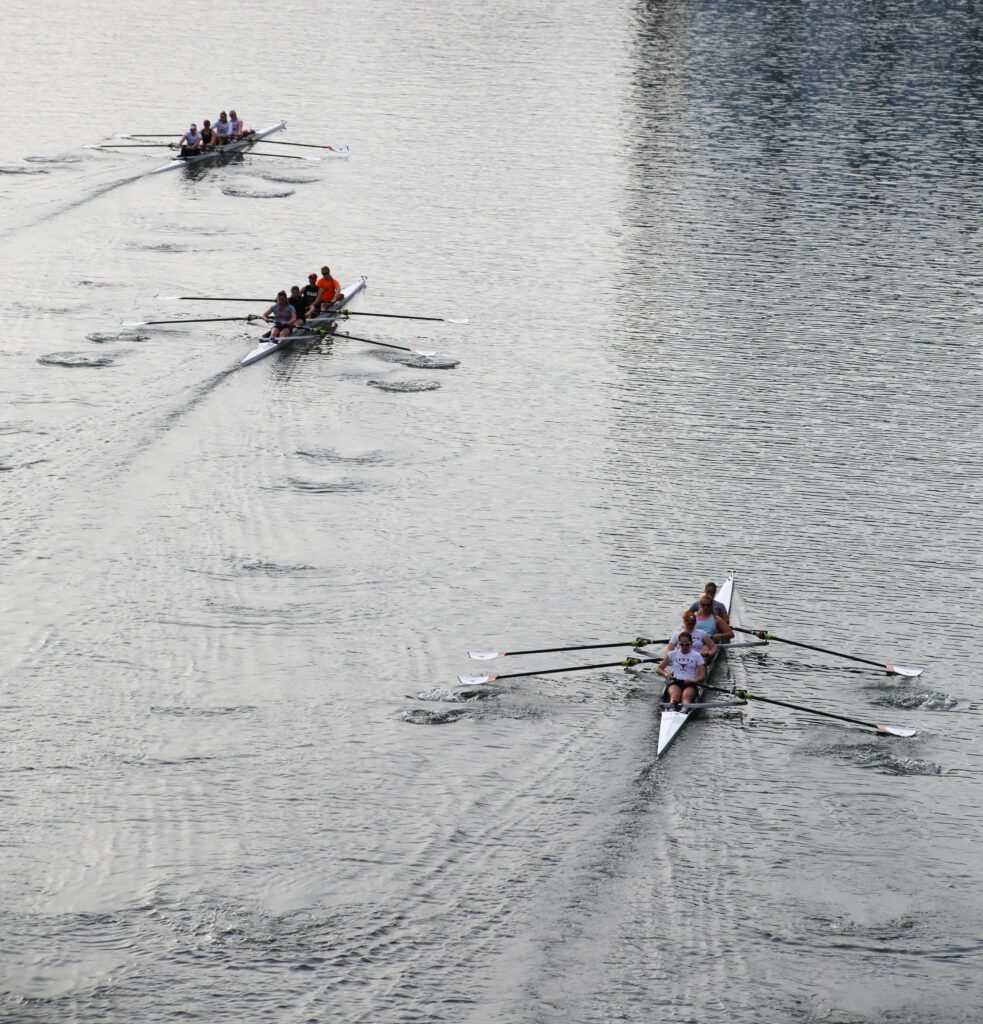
left=706, top=685, right=885, bottom=731
left=732, top=626, right=890, bottom=670
left=495, top=639, right=662, bottom=658
left=342, top=311, right=450, bottom=323
left=497, top=658, right=640, bottom=681
left=333, top=330, right=417, bottom=354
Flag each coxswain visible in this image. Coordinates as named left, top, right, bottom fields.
left=655, top=631, right=706, bottom=708
left=199, top=119, right=215, bottom=148
left=213, top=111, right=233, bottom=145
left=693, top=593, right=734, bottom=644
left=288, top=285, right=310, bottom=326
left=668, top=609, right=717, bottom=660
left=263, top=291, right=297, bottom=340
left=177, top=124, right=202, bottom=156
left=689, top=581, right=729, bottom=622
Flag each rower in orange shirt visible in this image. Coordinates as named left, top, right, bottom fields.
left=311, top=265, right=342, bottom=318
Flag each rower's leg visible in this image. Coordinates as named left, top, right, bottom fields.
left=681, top=684, right=698, bottom=705
left=667, top=683, right=682, bottom=706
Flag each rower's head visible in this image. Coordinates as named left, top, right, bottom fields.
left=190, top=123, right=197, bottom=131
left=677, top=631, right=693, bottom=649
left=704, top=582, right=718, bottom=597
left=308, top=273, right=318, bottom=282
left=229, top=110, right=238, bottom=118
left=321, top=266, right=331, bottom=276
left=219, top=111, right=228, bottom=121
left=276, top=290, right=288, bottom=302
left=290, top=285, right=301, bottom=296
left=203, top=119, right=211, bottom=128
left=698, top=596, right=715, bottom=613
left=682, top=610, right=698, bottom=627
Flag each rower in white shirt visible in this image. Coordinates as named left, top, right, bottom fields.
left=177, top=124, right=202, bottom=155
left=213, top=111, right=234, bottom=145
left=655, top=631, right=706, bottom=708
left=668, top=609, right=717, bottom=659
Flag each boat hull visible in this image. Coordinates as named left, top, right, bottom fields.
left=240, top=276, right=367, bottom=367
left=150, top=120, right=287, bottom=175
left=656, top=574, right=735, bottom=757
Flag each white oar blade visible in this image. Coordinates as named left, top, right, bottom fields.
left=412, top=348, right=438, bottom=357
left=120, top=319, right=148, bottom=327
left=155, top=293, right=181, bottom=301
left=876, top=724, right=917, bottom=738
left=468, top=650, right=505, bottom=661
left=327, top=144, right=350, bottom=154
left=447, top=316, right=469, bottom=324
left=114, top=133, right=133, bottom=139
left=82, top=144, right=105, bottom=150
left=301, top=155, right=322, bottom=162
left=458, top=674, right=495, bottom=685
left=887, top=664, right=922, bottom=677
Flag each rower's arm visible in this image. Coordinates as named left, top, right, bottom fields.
left=655, top=655, right=671, bottom=677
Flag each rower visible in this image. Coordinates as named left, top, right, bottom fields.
left=262, top=291, right=297, bottom=340
left=311, top=266, right=342, bottom=318
left=213, top=111, right=233, bottom=145
left=228, top=110, right=251, bottom=139
left=177, top=123, right=202, bottom=155
left=302, top=273, right=321, bottom=312
left=668, top=609, right=717, bottom=660
left=693, top=594, right=734, bottom=644
left=200, top=119, right=215, bottom=148
left=288, top=285, right=310, bottom=326
left=689, top=581, right=729, bottom=622
left=655, top=631, right=706, bottom=708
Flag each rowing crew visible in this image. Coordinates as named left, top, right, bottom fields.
left=262, top=267, right=344, bottom=340
left=656, top=581, right=735, bottom=707
left=177, top=111, right=252, bottom=155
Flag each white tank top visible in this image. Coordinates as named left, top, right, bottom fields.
left=214, top=120, right=232, bottom=139
left=229, top=118, right=243, bottom=134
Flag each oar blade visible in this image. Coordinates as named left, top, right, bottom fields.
left=876, top=724, right=917, bottom=738
left=120, top=319, right=148, bottom=327
left=412, top=348, right=438, bottom=357
left=468, top=651, right=505, bottom=661
left=447, top=316, right=469, bottom=324
left=458, top=673, right=495, bottom=684
left=887, top=664, right=923, bottom=677
left=155, top=293, right=181, bottom=301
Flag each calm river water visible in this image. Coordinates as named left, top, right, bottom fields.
left=0, top=1, right=981, bottom=1021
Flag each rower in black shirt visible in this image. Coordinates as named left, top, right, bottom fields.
left=288, top=285, right=310, bottom=326
left=200, top=119, right=215, bottom=148
left=302, top=273, right=320, bottom=313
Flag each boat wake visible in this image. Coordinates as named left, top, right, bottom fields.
left=220, top=186, right=295, bottom=199
left=36, top=352, right=117, bottom=368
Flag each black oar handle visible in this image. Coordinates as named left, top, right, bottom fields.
left=731, top=625, right=888, bottom=670
left=333, top=330, right=418, bottom=354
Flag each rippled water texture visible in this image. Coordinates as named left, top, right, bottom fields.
left=0, top=0, right=981, bottom=1022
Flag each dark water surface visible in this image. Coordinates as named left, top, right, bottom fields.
left=1, top=1, right=981, bottom=1021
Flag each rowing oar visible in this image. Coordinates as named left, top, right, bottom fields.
left=468, top=638, right=664, bottom=660
left=120, top=315, right=262, bottom=327
left=731, top=626, right=922, bottom=677
left=113, top=133, right=176, bottom=138
left=704, top=685, right=916, bottom=737
left=328, top=330, right=437, bottom=357
left=339, top=310, right=469, bottom=324
left=154, top=294, right=469, bottom=323
left=84, top=143, right=175, bottom=149
left=459, top=657, right=643, bottom=685
left=239, top=151, right=322, bottom=162
left=257, top=140, right=349, bottom=152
